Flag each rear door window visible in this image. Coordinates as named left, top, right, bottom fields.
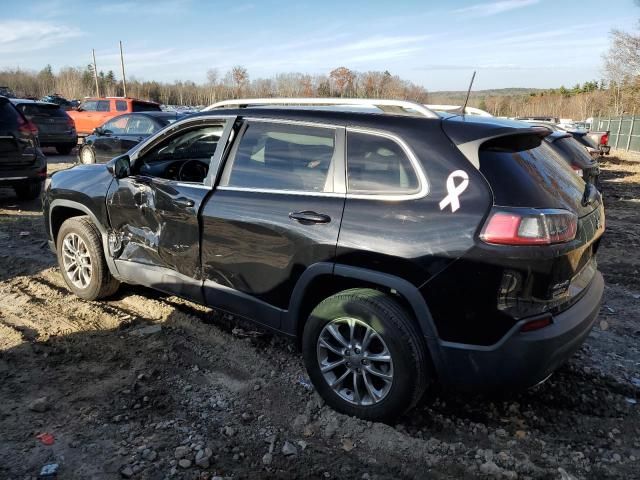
left=96, top=100, right=111, bottom=112
left=126, top=115, right=156, bottom=135
left=220, top=121, right=337, bottom=192
left=132, top=101, right=161, bottom=112
left=116, top=100, right=127, bottom=111
left=346, top=131, right=419, bottom=194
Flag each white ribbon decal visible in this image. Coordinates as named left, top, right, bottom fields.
left=439, top=170, right=469, bottom=213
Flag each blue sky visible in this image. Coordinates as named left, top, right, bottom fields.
left=0, top=0, right=638, bottom=90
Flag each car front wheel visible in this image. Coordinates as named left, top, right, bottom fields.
left=56, top=216, right=119, bottom=300
left=79, top=146, right=96, bottom=164
left=302, top=288, right=431, bottom=421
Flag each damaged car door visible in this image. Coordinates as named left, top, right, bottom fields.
left=105, top=116, right=235, bottom=301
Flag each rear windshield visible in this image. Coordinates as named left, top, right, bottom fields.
left=17, top=103, right=66, bottom=118
left=552, top=137, right=593, bottom=165
left=479, top=134, right=587, bottom=212
left=132, top=101, right=161, bottom=112
left=572, top=133, right=597, bottom=149
left=0, top=100, right=20, bottom=127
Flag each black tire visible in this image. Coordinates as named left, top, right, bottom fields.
left=56, top=145, right=74, bottom=155
left=14, top=181, right=42, bottom=200
left=79, top=145, right=95, bottom=164
left=56, top=216, right=119, bottom=300
left=302, top=288, right=431, bottom=421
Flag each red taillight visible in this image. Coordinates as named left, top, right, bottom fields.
left=480, top=208, right=577, bottom=246
left=17, top=115, right=38, bottom=136
left=520, top=315, right=553, bottom=332
left=600, top=133, right=608, bottom=145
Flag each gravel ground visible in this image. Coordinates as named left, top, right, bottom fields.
left=0, top=149, right=639, bottom=479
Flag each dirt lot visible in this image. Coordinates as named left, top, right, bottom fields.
left=0, top=149, right=639, bottom=480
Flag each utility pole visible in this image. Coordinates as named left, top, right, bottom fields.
left=92, top=49, right=100, bottom=97
left=119, top=40, right=127, bottom=97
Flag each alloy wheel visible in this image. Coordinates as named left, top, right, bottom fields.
left=316, top=317, right=393, bottom=406
left=61, top=232, right=92, bottom=289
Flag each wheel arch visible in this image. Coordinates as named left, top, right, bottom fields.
left=284, top=263, right=445, bottom=374
left=49, top=199, right=120, bottom=278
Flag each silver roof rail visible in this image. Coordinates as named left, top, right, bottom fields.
left=201, top=97, right=439, bottom=119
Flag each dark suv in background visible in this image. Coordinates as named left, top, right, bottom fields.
left=43, top=98, right=604, bottom=420
left=0, top=96, right=46, bottom=199
left=11, top=99, right=78, bottom=154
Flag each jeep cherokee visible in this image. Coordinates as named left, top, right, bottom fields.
left=42, top=98, right=605, bottom=420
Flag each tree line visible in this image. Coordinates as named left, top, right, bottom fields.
left=0, top=65, right=430, bottom=107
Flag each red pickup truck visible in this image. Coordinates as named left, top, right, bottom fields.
left=68, top=97, right=161, bottom=135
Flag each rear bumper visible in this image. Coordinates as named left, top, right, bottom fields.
left=39, top=133, right=78, bottom=147
left=0, top=154, right=47, bottom=186
left=436, top=271, right=604, bottom=389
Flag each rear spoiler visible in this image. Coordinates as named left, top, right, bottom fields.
left=442, top=116, right=551, bottom=169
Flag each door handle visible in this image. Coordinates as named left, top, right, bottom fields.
left=289, top=211, right=331, bottom=224
left=175, top=197, right=195, bottom=208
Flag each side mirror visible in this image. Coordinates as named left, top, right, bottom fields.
left=94, top=127, right=103, bottom=135
left=107, top=155, right=130, bottom=179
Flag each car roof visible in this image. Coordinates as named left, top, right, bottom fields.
left=9, top=98, right=59, bottom=107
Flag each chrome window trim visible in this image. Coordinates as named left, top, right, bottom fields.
left=217, top=186, right=344, bottom=198
left=345, top=127, right=429, bottom=201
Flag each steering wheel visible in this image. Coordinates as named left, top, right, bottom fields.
left=177, top=159, right=209, bottom=182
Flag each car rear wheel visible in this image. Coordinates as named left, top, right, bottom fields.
left=56, top=216, right=119, bottom=300
left=79, top=146, right=95, bottom=164
left=14, top=181, right=42, bottom=200
left=302, top=288, right=431, bottom=421
left=56, top=145, right=74, bottom=155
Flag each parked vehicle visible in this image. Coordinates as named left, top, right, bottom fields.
left=78, top=112, right=183, bottom=164
left=0, top=86, right=16, bottom=98
left=10, top=99, right=78, bottom=154
left=585, top=130, right=610, bottom=155
left=67, top=97, right=162, bottom=135
left=43, top=98, right=604, bottom=420
left=0, top=96, right=46, bottom=199
left=543, top=131, right=600, bottom=185
left=40, top=94, right=80, bottom=111
left=567, top=130, right=609, bottom=157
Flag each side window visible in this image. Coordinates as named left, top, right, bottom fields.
left=126, top=115, right=156, bottom=135
left=96, top=100, right=111, bottom=112
left=103, top=116, right=129, bottom=134
left=346, top=131, right=419, bottom=195
left=79, top=100, right=98, bottom=111
left=134, top=123, right=226, bottom=183
left=116, top=100, right=127, bottom=111
left=221, top=121, right=336, bottom=192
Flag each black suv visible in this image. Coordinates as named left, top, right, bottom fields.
left=42, top=99, right=605, bottom=420
left=11, top=99, right=78, bottom=155
left=1, top=96, right=47, bottom=200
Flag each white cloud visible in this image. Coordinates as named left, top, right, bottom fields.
left=0, top=21, right=82, bottom=53
left=454, top=0, right=540, bottom=17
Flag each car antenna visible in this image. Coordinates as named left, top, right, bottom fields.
left=459, top=70, right=476, bottom=115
